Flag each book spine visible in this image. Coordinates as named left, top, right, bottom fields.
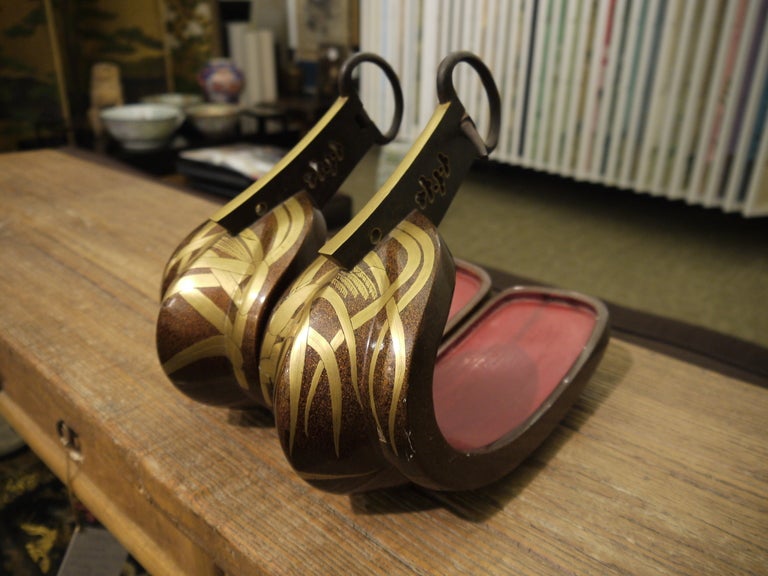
left=549, top=0, right=578, bottom=171
left=536, top=0, right=564, bottom=170
left=618, top=0, right=662, bottom=190
left=635, top=0, right=680, bottom=194
left=590, top=0, right=623, bottom=180
left=562, top=0, right=595, bottom=174
left=650, top=0, right=696, bottom=196
left=686, top=0, right=742, bottom=204
left=703, top=0, right=761, bottom=206
left=603, top=0, right=643, bottom=185
left=498, top=0, right=520, bottom=162
left=667, top=0, right=719, bottom=198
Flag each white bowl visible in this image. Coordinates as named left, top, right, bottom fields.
left=100, top=103, right=184, bottom=151
left=141, top=92, right=203, bottom=110
left=187, top=103, right=241, bottom=140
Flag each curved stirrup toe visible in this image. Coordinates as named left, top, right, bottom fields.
left=263, top=52, right=609, bottom=493
left=156, top=53, right=403, bottom=408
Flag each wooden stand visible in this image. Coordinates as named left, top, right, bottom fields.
left=0, top=149, right=765, bottom=575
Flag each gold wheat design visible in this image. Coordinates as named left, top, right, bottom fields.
left=162, top=198, right=306, bottom=392
left=279, top=220, right=436, bottom=458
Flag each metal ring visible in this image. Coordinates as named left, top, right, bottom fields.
left=339, top=52, right=404, bottom=144
left=436, top=51, right=501, bottom=153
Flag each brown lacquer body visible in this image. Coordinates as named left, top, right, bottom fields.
left=157, top=193, right=325, bottom=407
left=156, top=53, right=404, bottom=407
left=261, top=213, right=455, bottom=491
left=262, top=52, right=610, bottom=492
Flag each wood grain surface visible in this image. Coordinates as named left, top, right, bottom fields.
left=0, top=149, right=766, bottom=575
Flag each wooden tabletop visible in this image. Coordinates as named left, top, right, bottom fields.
left=0, top=149, right=765, bottom=575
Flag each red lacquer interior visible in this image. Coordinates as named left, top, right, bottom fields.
left=433, top=294, right=598, bottom=452
left=448, top=266, right=485, bottom=321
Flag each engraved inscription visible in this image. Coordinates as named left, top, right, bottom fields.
left=331, top=268, right=379, bottom=300
left=303, top=141, right=345, bottom=190
left=414, top=152, right=450, bottom=209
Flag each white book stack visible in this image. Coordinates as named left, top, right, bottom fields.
left=227, top=22, right=279, bottom=135
left=243, top=27, right=278, bottom=106
left=357, top=0, right=768, bottom=217
left=226, top=22, right=253, bottom=133
left=226, top=23, right=278, bottom=107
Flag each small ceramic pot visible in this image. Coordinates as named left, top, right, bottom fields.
left=198, top=58, right=245, bottom=103
left=187, top=103, right=241, bottom=140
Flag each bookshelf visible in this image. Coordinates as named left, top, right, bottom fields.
left=359, top=0, right=768, bottom=217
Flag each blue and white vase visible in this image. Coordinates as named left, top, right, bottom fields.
left=198, top=58, right=245, bottom=103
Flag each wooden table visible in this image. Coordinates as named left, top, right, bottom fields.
left=0, top=149, right=766, bottom=575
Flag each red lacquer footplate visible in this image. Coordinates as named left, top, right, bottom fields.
left=434, top=288, right=608, bottom=453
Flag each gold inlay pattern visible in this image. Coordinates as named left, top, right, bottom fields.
left=161, top=197, right=307, bottom=392
left=262, top=218, right=437, bottom=460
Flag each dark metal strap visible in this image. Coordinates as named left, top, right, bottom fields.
left=320, top=52, right=501, bottom=269
left=340, top=52, right=404, bottom=144
left=212, top=53, right=404, bottom=234
left=437, top=51, right=501, bottom=154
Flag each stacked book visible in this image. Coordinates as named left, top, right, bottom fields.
left=360, top=0, right=768, bottom=217
left=227, top=23, right=279, bottom=106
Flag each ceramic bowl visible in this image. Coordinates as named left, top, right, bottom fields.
left=100, top=103, right=184, bottom=151
left=141, top=93, right=203, bottom=110
left=187, top=103, right=241, bottom=140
